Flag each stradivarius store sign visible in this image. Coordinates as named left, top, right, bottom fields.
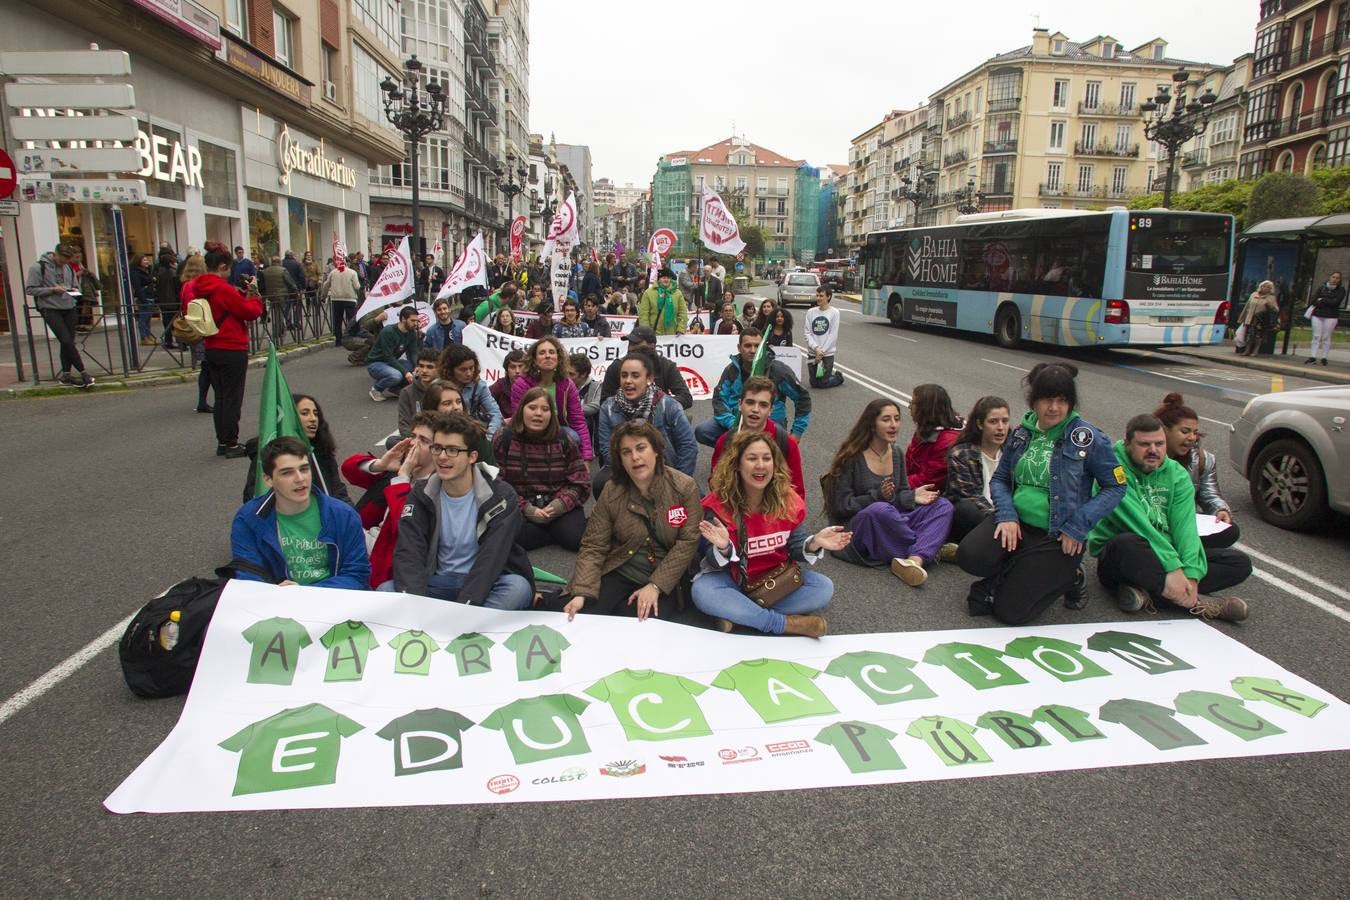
left=104, top=582, right=1350, bottom=813
left=276, top=123, right=356, bottom=190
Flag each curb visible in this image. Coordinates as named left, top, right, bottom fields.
left=0, top=340, right=337, bottom=401
left=1155, top=348, right=1350, bottom=385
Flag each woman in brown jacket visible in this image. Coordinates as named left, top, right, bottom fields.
left=564, top=420, right=701, bottom=621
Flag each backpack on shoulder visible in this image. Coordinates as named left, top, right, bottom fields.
left=170, top=295, right=221, bottom=345
left=118, top=559, right=275, bottom=699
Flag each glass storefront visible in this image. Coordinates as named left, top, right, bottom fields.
left=247, top=188, right=280, bottom=260
left=287, top=198, right=307, bottom=254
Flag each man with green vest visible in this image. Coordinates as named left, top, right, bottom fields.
left=1089, top=414, right=1250, bottom=622
left=474, top=283, right=518, bottom=323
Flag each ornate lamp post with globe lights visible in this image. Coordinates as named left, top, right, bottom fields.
left=894, top=163, right=939, bottom=225
left=955, top=177, right=985, bottom=216
left=493, top=150, right=530, bottom=244
left=1140, top=67, right=1217, bottom=208
left=380, top=55, right=449, bottom=258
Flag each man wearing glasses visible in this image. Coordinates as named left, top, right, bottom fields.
left=393, top=412, right=535, bottom=608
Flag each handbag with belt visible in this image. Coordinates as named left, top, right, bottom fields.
left=735, top=515, right=802, bottom=608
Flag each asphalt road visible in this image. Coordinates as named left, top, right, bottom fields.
left=0, top=284, right=1346, bottom=897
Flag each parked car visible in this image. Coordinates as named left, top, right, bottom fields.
left=821, top=269, right=847, bottom=292
left=1229, top=385, right=1350, bottom=530
left=777, top=271, right=821, bottom=307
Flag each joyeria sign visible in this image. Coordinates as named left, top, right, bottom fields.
left=276, top=124, right=357, bottom=189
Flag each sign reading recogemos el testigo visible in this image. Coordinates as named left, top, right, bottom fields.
left=104, top=581, right=1349, bottom=813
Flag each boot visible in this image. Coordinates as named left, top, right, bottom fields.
left=1063, top=565, right=1088, bottom=609
left=783, top=615, right=828, bottom=638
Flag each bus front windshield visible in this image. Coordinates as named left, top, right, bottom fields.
left=1128, top=215, right=1231, bottom=275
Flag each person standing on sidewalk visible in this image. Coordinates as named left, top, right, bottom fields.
left=154, top=249, right=181, bottom=349
left=185, top=242, right=264, bottom=457
left=324, top=258, right=361, bottom=346
left=1238, top=280, right=1278, bottom=357
left=1306, top=271, right=1344, bottom=366
left=24, top=241, right=95, bottom=388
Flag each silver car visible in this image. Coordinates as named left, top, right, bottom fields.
left=1229, top=386, right=1350, bottom=530
left=778, top=272, right=821, bottom=308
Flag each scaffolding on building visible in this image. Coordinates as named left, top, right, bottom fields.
left=652, top=159, right=692, bottom=256
left=793, top=165, right=821, bottom=264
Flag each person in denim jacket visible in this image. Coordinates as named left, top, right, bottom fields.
left=956, top=363, right=1125, bottom=624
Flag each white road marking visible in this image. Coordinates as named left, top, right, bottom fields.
left=981, top=358, right=1028, bottom=372
left=0, top=613, right=134, bottom=727
left=796, top=343, right=911, bottom=402
left=1199, top=416, right=1230, bottom=427
left=1248, top=567, right=1350, bottom=624
left=895, top=335, right=919, bottom=343
left=1238, top=542, right=1350, bottom=603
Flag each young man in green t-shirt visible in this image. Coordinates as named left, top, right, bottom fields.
left=1089, top=414, right=1250, bottom=622
left=231, top=437, right=370, bottom=589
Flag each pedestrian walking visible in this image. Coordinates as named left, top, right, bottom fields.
left=1305, top=271, right=1343, bottom=366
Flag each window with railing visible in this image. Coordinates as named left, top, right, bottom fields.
left=1111, top=166, right=1128, bottom=195
left=989, top=71, right=1020, bottom=109
left=1045, top=161, right=1062, bottom=191
left=1084, top=81, right=1101, bottom=110
left=1076, top=164, right=1094, bottom=192
left=1120, top=83, right=1136, bottom=109
left=1244, top=85, right=1281, bottom=142
left=1334, top=57, right=1350, bottom=118
left=1252, top=24, right=1288, bottom=78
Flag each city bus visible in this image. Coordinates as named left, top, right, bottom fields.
left=858, top=208, right=1235, bottom=348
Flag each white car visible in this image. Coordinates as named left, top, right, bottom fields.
left=777, top=272, right=821, bottom=308
left=1229, top=386, right=1350, bottom=530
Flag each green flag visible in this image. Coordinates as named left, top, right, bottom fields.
left=532, top=567, right=567, bottom=586
left=254, top=345, right=312, bottom=498
left=748, top=331, right=771, bottom=378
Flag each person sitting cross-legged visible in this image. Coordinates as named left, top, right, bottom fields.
left=493, top=386, right=591, bottom=551
left=593, top=353, right=697, bottom=498
left=1088, top=414, right=1251, bottom=622
left=564, top=420, right=703, bottom=622
left=692, top=430, right=852, bottom=638
left=393, top=413, right=535, bottom=608
left=231, top=436, right=370, bottom=588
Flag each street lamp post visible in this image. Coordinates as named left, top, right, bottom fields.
left=1140, top=67, right=1217, bottom=208
left=493, top=150, right=530, bottom=246
left=955, top=177, right=985, bottom=216
left=894, top=164, right=939, bottom=225
left=380, top=55, right=449, bottom=259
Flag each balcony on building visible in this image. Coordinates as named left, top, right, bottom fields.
left=1073, top=141, right=1141, bottom=158
left=892, top=155, right=911, bottom=172
left=1039, top=182, right=1143, bottom=200
left=987, top=96, right=1021, bottom=113
left=465, top=16, right=496, bottom=71
left=927, top=115, right=944, bottom=133
left=983, top=139, right=1017, bottom=155
left=946, top=110, right=972, bottom=130
left=1209, top=139, right=1240, bottom=164
left=463, top=130, right=498, bottom=169
left=981, top=178, right=1014, bottom=197
left=1181, top=148, right=1208, bottom=168
left=463, top=74, right=498, bottom=123
left=1077, top=101, right=1139, bottom=117
left=942, top=148, right=969, bottom=168
left=1283, top=30, right=1343, bottom=71
left=1266, top=106, right=1333, bottom=145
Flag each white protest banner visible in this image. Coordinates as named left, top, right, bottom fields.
left=465, top=324, right=734, bottom=398
left=431, top=239, right=443, bottom=262
left=550, top=251, right=571, bottom=299
left=106, top=580, right=1350, bottom=813
left=353, top=236, right=414, bottom=320
left=436, top=233, right=488, bottom=300
left=699, top=186, right=746, bottom=256
left=541, top=191, right=579, bottom=260
left=510, top=215, right=526, bottom=263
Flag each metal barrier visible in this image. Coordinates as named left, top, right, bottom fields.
left=20, top=290, right=333, bottom=385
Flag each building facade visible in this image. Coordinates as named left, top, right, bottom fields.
left=921, top=28, right=1226, bottom=225
left=1178, top=56, right=1252, bottom=189
left=1239, top=0, right=1350, bottom=177
left=653, top=137, right=822, bottom=264
left=4, top=0, right=401, bottom=335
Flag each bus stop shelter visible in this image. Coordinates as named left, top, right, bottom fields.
left=1233, top=213, right=1350, bottom=354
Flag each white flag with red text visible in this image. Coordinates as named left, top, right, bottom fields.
left=699, top=186, right=746, bottom=256
left=436, top=232, right=489, bottom=300
left=353, top=236, right=414, bottom=319
left=541, top=192, right=579, bottom=259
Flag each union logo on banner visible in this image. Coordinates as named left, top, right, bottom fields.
left=648, top=229, right=676, bottom=258
left=667, top=505, right=688, bottom=527
left=510, top=215, right=526, bottom=263
left=699, top=187, right=746, bottom=256
left=437, top=232, right=489, bottom=300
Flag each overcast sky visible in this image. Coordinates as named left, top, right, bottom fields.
left=528, top=0, right=1257, bottom=189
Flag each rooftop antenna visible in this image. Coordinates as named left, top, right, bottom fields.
left=1032, top=13, right=1041, bottom=28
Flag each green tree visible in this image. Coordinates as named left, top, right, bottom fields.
left=1247, top=172, right=1323, bottom=226
left=1310, top=166, right=1350, bottom=215
left=1127, top=179, right=1256, bottom=229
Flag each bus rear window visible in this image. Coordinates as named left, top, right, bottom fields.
left=1128, top=215, right=1230, bottom=274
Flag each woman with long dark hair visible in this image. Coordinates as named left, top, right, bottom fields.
left=1154, top=392, right=1238, bottom=548
left=509, top=336, right=594, bottom=460
left=564, top=420, right=702, bottom=621
left=493, top=386, right=591, bottom=551
left=904, top=384, right=963, bottom=495
left=944, top=395, right=1011, bottom=547
left=753, top=298, right=778, bottom=333
left=825, top=398, right=954, bottom=586
left=436, top=344, right=503, bottom=439
left=765, top=306, right=795, bottom=347
left=693, top=430, right=852, bottom=637
left=956, top=363, right=1125, bottom=624
left=242, top=392, right=351, bottom=504
left=490, top=306, right=523, bottom=336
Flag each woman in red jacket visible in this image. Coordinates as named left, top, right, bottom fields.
left=903, top=383, right=962, bottom=494
left=693, top=430, right=851, bottom=637
left=183, top=242, right=263, bottom=457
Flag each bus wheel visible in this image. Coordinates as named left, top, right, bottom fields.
left=887, top=295, right=905, bottom=328
left=994, top=304, right=1022, bottom=349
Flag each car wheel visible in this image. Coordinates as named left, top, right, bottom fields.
left=1249, top=437, right=1327, bottom=530
left=994, top=304, right=1022, bottom=349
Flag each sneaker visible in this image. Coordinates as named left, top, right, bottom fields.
left=140, top=336, right=158, bottom=347
left=381, top=387, right=403, bottom=400
left=1322, top=359, right=1329, bottom=366
left=217, top=443, right=248, bottom=458
left=57, top=371, right=80, bottom=387
left=79, top=371, right=95, bottom=388
left=1305, top=357, right=1316, bottom=364
left=714, top=618, right=735, bottom=634
left=369, top=387, right=387, bottom=402
left=938, top=542, right=959, bottom=563
left=890, top=557, right=927, bottom=587
left=1064, top=566, right=1089, bottom=610
left=1115, top=583, right=1153, bottom=614
left=195, top=404, right=214, bottom=414
left=1190, top=595, right=1249, bottom=622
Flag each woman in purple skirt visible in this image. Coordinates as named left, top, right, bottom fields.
left=824, top=397, right=954, bottom=588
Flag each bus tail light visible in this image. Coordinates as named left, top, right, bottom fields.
left=1105, top=300, right=1130, bottom=325
left=1213, top=301, right=1231, bottom=325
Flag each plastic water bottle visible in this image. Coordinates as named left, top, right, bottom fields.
left=158, top=610, right=182, bottom=651
left=815, top=360, right=826, bottom=380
